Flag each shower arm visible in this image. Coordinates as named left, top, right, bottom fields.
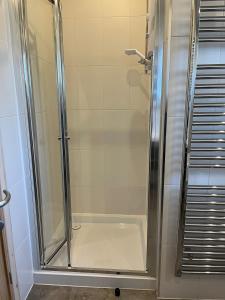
left=125, top=49, right=153, bottom=70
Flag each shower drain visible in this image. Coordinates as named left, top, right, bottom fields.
left=72, top=225, right=81, bottom=230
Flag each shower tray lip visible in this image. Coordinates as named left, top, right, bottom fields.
left=33, top=268, right=156, bottom=290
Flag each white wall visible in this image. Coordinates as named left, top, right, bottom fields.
left=0, top=0, right=34, bottom=298
left=159, top=0, right=225, bottom=299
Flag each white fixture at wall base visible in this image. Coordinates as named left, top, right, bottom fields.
left=33, top=270, right=156, bottom=290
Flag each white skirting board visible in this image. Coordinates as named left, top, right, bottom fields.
left=33, top=270, right=156, bottom=290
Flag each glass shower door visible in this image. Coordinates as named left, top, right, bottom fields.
left=61, top=0, right=151, bottom=272
left=24, top=0, right=71, bottom=265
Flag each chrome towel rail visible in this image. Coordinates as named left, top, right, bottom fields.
left=191, top=147, right=225, bottom=151
left=201, top=6, right=225, bottom=12
left=188, top=185, right=225, bottom=190
left=192, top=121, right=225, bottom=125
left=199, top=2, right=225, bottom=44
left=197, top=64, right=225, bottom=69
left=192, top=130, right=225, bottom=134
left=176, top=0, right=225, bottom=276
left=194, top=94, right=225, bottom=98
left=194, top=103, right=225, bottom=107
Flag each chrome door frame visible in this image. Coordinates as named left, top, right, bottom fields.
left=17, top=0, right=72, bottom=266
left=53, top=0, right=72, bottom=267
left=18, top=0, right=168, bottom=276
left=146, top=0, right=168, bottom=276
left=42, top=0, right=168, bottom=277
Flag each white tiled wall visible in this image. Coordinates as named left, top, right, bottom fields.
left=0, top=0, right=33, bottom=299
left=62, top=0, right=150, bottom=215
left=159, top=0, right=225, bottom=299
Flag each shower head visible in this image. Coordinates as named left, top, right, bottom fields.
left=125, top=49, right=146, bottom=60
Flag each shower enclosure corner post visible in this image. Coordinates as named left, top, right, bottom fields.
left=146, top=0, right=169, bottom=277
left=53, top=0, right=72, bottom=267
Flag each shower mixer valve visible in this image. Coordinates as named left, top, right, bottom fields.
left=125, top=49, right=153, bottom=71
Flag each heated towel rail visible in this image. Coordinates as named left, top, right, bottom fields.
left=176, top=0, right=225, bottom=275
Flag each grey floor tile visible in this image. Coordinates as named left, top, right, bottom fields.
left=27, top=285, right=156, bottom=300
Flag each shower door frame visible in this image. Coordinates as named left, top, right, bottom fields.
left=18, top=0, right=72, bottom=266
left=17, top=0, right=167, bottom=276
left=44, top=0, right=167, bottom=277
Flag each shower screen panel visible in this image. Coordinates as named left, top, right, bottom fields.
left=60, top=0, right=152, bottom=272
left=24, top=0, right=70, bottom=264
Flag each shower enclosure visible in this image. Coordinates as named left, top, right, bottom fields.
left=19, top=0, right=165, bottom=277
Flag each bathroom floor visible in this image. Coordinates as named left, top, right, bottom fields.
left=27, top=285, right=156, bottom=300
left=51, top=215, right=147, bottom=271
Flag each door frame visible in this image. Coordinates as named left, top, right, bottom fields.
left=0, top=210, right=14, bottom=300
left=0, top=142, right=20, bottom=299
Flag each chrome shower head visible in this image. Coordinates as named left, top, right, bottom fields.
left=125, top=49, right=146, bottom=60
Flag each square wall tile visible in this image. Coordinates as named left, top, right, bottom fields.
left=14, top=237, right=33, bottom=300
left=104, top=145, right=149, bottom=188
left=63, top=19, right=75, bottom=67
left=159, top=244, right=199, bottom=299
left=130, top=0, right=147, bottom=17
left=27, top=0, right=54, bottom=47
left=188, top=168, right=210, bottom=186
left=9, top=179, right=30, bottom=252
left=103, top=17, right=130, bottom=66
left=0, top=48, right=18, bottom=117
left=162, top=185, right=181, bottom=247
left=75, top=18, right=103, bottom=66
left=164, top=116, right=185, bottom=185
left=171, top=0, right=191, bottom=37
left=0, top=0, right=7, bottom=43
left=69, top=148, right=104, bottom=188
left=209, top=168, right=225, bottom=185
left=130, top=16, right=146, bottom=55
left=168, top=36, right=189, bottom=117
left=66, top=66, right=103, bottom=109
left=68, top=109, right=104, bottom=149
left=71, top=186, right=104, bottom=213
left=102, top=0, right=130, bottom=17
left=103, top=110, right=149, bottom=148
left=129, top=65, right=150, bottom=112
left=0, top=116, right=24, bottom=188
left=62, top=0, right=102, bottom=19
left=103, top=186, right=148, bottom=215
left=102, top=66, right=130, bottom=109
left=198, top=44, right=221, bottom=65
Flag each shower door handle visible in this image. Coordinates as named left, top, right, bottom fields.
left=0, top=190, right=11, bottom=208
left=58, top=136, right=70, bottom=141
